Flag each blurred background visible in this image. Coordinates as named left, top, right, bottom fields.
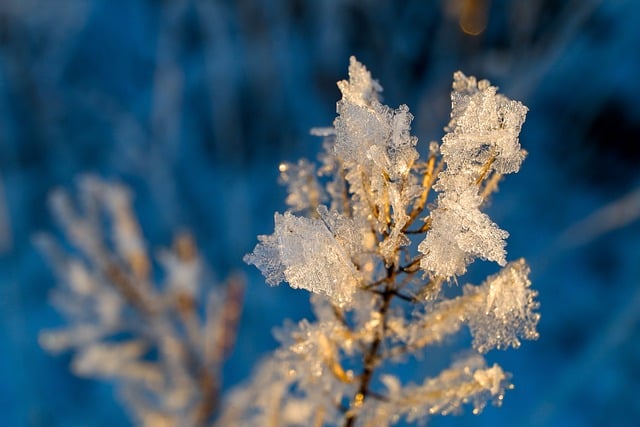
left=1, top=0, right=639, bottom=426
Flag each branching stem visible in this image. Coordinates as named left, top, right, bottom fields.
left=343, top=268, right=395, bottom=427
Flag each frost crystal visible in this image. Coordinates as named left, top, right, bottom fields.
left=329, top=57, right=420, bottom=264
left=244, top=211, right=360, bottom=306
left=336, top=56, right=383, bottom=107
left=404, top=259, right=539, bottom=355
left=419, top=72, right=528, bottom=279
left=465, top=259, right=540, bottom=353
left=334, top=59, right=417, bottom=178
left=419, top=176, right=509, bottom=277
left=361, top=354, right=511, bottom=425
left=444, top=72, right=528, bottom=174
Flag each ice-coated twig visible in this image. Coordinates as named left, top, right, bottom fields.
left=232, top=57, right=539, bottom=426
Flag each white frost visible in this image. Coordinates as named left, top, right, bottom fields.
left=419, top=72, right=527, bottom=279
left=464, top=259, right=540, bottom=353
left=244, top=211, right=361, bottom=306
left=443, top=72, right=528, bottom=175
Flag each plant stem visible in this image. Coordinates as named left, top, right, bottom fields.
left=343, top=276, right=395, bottom=427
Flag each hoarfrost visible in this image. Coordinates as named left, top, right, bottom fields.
left=244, top=211, right=360, bottom=306
left=419, top=71, right=527, bottom=279
left=444, top=72, right=528, bottom=175
left=464, top=259, right=540, bottom=353
left=334, top=79, right=418, bottom=180
left=360, top=354, right=511, bottom=425
left=405, top=259, right=539, bottom=355
left=336, top=56, right=382, bottom=107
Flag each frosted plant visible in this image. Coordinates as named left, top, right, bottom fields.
left=418, top=72, right=529, bottom=278
left=38, top=175, right=243, bottom=427
left=234, top=57, right=539, bottom=426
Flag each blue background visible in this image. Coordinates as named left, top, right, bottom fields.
left=1, top=0, right=640, bottom=426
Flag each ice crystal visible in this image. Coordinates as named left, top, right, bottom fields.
left=419, top=175, right=509, bottom=277
left=444, top=72, right=528, bottom=175
left=419, top=71, right=528, bottom=279
left=361, top=354, right=511, bottom=425
left=404, top=259, right=539, bottom=356
left=336, top=56, right=383, bottom=107
left=330, top=56, right=420, bottom=252
left=464, top=259, right=540, bottom=353
left=244, top=211, right=361, bottom=306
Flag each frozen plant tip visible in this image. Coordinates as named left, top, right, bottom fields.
left=236, top=57, right=539, bottom=426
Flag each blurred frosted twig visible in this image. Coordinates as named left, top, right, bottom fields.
left=38, top=175, right=244, bottom=427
